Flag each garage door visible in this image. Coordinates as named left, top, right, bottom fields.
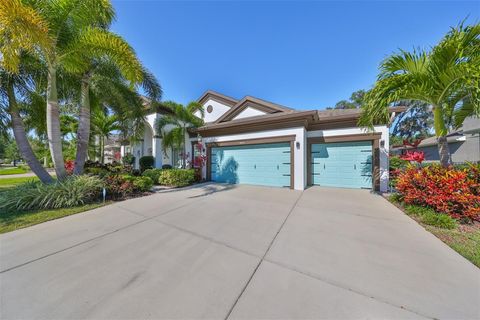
left=211, top=143, right=291, bottom=188
left=311, top=141, right=372, bottom=189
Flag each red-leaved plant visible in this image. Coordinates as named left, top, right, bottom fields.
left=64, top=160, right=75, bottom=175
left=400, top=150, right=425, bottom=164
left=396, top=164, right=480, bottom=221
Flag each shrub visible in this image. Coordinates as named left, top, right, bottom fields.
left=85, top=167, right=110, bottom=177
left=142, top=169, right=163, bottom=185
left=0, top=176, right=103, bottom=212
left=103, top=175, right=134, bottom=199
left=159, top=169, right=195, bottom=187
left=132, top=176, right=153, bottom=192
left=139, top=156, right=154, bottom=172
left=404, top=205, right=457, bottom=229
left=162, top=164, right=172, bottom=169
left=122, top=153, right=135, bottom=166
left=389, top=156, right=409, bottom=171
left=396, top=165, right=480, bottom=221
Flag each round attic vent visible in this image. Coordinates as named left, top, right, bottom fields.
left=207, top=105, right=213, bottom=113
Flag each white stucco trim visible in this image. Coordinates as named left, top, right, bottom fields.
left=201, top=127, right=306, bottom=190
left=307, top=125, right=389, bottom=192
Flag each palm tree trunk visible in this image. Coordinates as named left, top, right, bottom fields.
left=433, top=106, right=452, bottom=167
left=7, top=79, right=53, bottom=183
left=73, top=75, right=91, bottom=175
left=101, top=136, right=105, bottom=164
left=46, top=65, right=67, bottom=179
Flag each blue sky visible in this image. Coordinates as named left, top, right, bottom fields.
left=112, top=1, right=479, bottom=110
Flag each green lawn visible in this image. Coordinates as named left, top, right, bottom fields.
left=389, top=196, right=480, bottom=268
left=0, top=167, right=30, bottom=175
left=426, top=225, right=480, bottom=268
left=0, top=202, right=108, bottom=234
left=0, top=176, right=39, bottom=189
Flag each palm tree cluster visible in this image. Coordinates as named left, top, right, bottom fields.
left=359, top=23, right=479, bottom=167
left=0, top=0, right=161, bottom=183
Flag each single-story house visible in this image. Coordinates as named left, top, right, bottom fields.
left=121, top=91, right=405, bottom=192
left=391, top=117, right=480, bottom=163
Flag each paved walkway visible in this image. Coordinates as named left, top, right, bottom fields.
left=1, top=184, right=479, bottom=319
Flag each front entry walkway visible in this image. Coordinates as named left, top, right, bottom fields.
left=1, top=184, right=478, bottom=319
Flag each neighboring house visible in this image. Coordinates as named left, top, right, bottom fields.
left=121, top=90, right=405, bottom=192
left=392, top=117, right=480, bottom=163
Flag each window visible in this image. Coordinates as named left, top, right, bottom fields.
left=207, top=105, right=213, bottom=113
left=172, top=147, right=182, bottom=168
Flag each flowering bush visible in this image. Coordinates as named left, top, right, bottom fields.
left=396, top=164, right=480, bottom=221
left=400, top=150, right=425, bottom=164
left=64, top=160, right=75, bottom=174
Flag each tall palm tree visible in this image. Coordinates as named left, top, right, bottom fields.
left=359, top=23, right=479, bottom=167
left=1, top=72, right=54, bottom=183
left=1, top=0, right=142, bottom=180
left=91, top=109, right=120, bottom=164
left=156, top=101, right=204, bottom=169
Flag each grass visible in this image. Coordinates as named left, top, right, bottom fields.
left=0, top=202, right=108, bottom=234
left=389, top=194, right=480, bottom=268
left=0, top=167, right=29, bottom=175
left=426, top=225, right=480, bottom=268
left=0, top=176, right=39, bottom=189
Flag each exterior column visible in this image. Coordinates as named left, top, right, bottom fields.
left=153, top=135, right=163, bottom=168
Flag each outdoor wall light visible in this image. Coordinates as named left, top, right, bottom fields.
left=296, top=141, right=300, bottom=149
left=380, top=140, right=385, bottom=148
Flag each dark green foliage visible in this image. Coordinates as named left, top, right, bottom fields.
left=142, top=168, right=163, bottom=185
left=0, top=176, right=103, bottom=211
left=139, top=156, right=154, bottom=172
left=122, top=153, right=135, bottom=165
left=162, top=164, right=172, bottom=169
left=389, top=156, right=409, bottom=171
left=158, top=169, right=195, bottom=187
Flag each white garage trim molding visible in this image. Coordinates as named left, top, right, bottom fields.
left=121, top=90, right=405, bottom=192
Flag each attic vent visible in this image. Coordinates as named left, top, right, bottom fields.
left=207, top=105, right=213, bottom=113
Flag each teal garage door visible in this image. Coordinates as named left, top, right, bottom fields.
left=311, top=141, right=372, bottom=189
left=211, top=143, right=291, bottom=188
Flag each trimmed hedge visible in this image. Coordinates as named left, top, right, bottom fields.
left=159, top=169, right=195, bottom=187
left=139, top=156, right=155, bottom=172
left=133, top=176, right=153, bottom=191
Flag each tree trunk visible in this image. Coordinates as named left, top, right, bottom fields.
left=46, top=65, right=67, bottom=179
left=7, top=80, right=53, bottom=183
left=433, top=106, right=452, bottom=167
left=437, top=135, right=452, bottom=167
left=101, top=136, right=105, bottom=164
left=73, top=75, right=91, bottom=175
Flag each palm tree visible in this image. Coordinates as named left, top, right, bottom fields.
left=156, top=102, right=204, bottom=169
left=359, top=23, right=479, bottom=167
left=91, top=110, right=120, bottom=164
left=0, top=55, right=54, bottom=183
left=1, top=0, right=141, bottom=180
left=73, top=60, right=161, bottom=174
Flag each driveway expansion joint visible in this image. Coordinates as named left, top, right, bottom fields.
left=224, top=190, right=305, bottom=320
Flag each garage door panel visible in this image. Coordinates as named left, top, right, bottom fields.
left=311, top=141, right=372, bottom=189
left=211, top=143, right=291, bottom=188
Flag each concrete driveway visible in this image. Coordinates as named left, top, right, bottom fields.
left=1, top=184, right=479, bottom=319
